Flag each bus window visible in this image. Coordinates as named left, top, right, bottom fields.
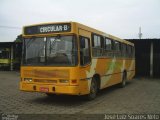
left=126, top=45, right=132, bottom=58
left=113, top=41, right=120, bottom=57
left=92, top=34, right=103, bottom=57
left=23, top=35, right=78, bottom=66
left=105, top=38, right=112, bottom=50
left=122, top=43, right=126, bottom=58
left=46, top=36, right=77, bottom=66
left=118, top=42, right=122, bottom=57
left=93, top=35, right=101, bottom=47
left=80, top=36, right=91, bottom=66
left=114, top=41, right=120, bottom=51
left=103, top=38, right=113, bottom=57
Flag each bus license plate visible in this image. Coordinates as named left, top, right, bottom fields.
left=40, top=87, right=49, bottom=92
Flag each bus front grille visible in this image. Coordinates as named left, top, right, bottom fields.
left=34, top=79, right=57, bottom=83
left=23, top=69, right=69, bottom=78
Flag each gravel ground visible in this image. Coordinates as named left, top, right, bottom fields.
left=0, top=71, right=160, bottom=120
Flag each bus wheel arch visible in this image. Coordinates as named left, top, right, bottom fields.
left=85, top=74, right=100, bottom=100
left=93, top=74, right=101, bottom=91
left=123, top=70, right=127, bottom=79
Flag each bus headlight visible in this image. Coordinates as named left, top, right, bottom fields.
left=59, top=79, right=69, bottom=83
left=24, top=78, right=32, bottom=82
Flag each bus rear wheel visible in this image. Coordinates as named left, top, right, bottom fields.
left=120, top=72, right=127, bottom=88
left=85, top=78, right=98, bottom=100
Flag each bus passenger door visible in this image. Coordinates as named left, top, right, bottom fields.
left=78, top=29, right=92, bottom=95
left=78, top=29, right=91, bottom=66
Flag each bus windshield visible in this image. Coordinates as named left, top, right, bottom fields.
left=23, top=35, right=78, bottom=66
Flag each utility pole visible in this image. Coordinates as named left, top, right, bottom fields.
left=138, top=27, right=142, bottom=39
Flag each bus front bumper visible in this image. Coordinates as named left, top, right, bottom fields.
left=20, top=82, right=83, bottom=95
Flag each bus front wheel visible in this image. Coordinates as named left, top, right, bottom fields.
left=85, top=78, right=98, bottom=100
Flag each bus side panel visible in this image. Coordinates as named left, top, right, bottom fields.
left=79, top=65, right=91, bottom=95
left=99, top=58, right=123, bottom=89
left=84, top=57, right=123, bottom=90
left=92, top=58, right=135, bottom=90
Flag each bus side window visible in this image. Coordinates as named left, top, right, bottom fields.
left=125, top=44, right=128, bottom=58
left=80, top=36, right=91, bottom=66
left=113, top=41, right=120, bottom=57
left=115, top=41, right=120, bottom=57
left=104, top=38, right=112, bottom=57
left=119, top=43, right=123, bottom=58
left=105, top=38, right=112, bottom=50
left=122, top=43, right=126, bottom=58
left=92, top=34, right=103, bottom=57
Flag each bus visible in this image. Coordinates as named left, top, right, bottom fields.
left=20, top=22, right=135, bottom=100
left=0, top=42, right=22, bottom=71
left=0, top=48, right=10, bottom=70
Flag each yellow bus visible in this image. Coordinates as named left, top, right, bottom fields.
left=20, top=22, right=135, bottom=100
left=0, top=48, right=11, bottom=70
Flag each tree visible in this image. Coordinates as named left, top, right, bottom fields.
left=14, top=34, right=22, bottom=43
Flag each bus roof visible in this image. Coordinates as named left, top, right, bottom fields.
left=23, top=21, right=134, bottom=46
left=74, top=22, right=134, bottom=46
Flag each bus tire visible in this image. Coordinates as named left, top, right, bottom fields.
left=120, top=72, right=127, bottom=88
left=85, top=77, right=98, bottom=100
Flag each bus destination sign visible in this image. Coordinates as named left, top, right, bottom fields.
left=24, top=23, right=71, bottom=35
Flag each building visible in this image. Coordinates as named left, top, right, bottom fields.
left=127, top=39, right=160, bottom=78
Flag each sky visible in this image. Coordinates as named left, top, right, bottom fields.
left=0, top=0, right=160, bottom=42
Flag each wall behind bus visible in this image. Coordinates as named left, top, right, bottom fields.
left=127, top=39, right=160, bottom=78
